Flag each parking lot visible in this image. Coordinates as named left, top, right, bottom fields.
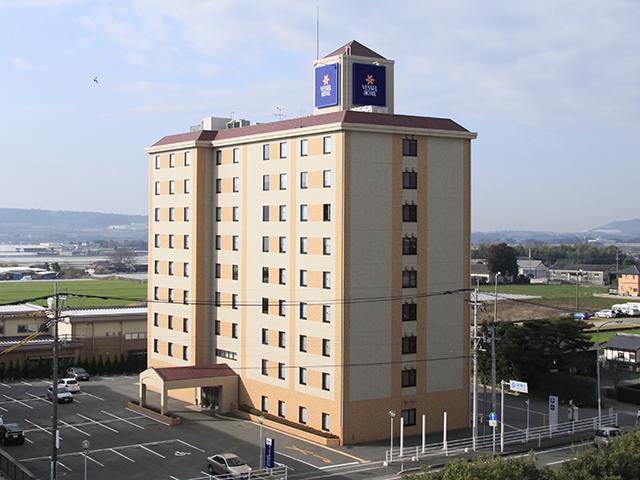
left=0, top=376, right=369, bottom=479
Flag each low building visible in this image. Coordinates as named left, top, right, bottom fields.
left=547, top=263, right=616, bottom=286
left=603, top=332, right=640, bottom=371
left=617, top=265, right=640, bottom=297
left=517, top=258, right=547, bottom=279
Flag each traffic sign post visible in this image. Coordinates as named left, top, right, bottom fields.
left=489, top=412, right=497, bottom=454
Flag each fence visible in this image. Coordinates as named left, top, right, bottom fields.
left=385, top=413, right=618, bottom=465
left=192, top=465, right=288, bottom=480
left=0, top=449, right=42, bottom=480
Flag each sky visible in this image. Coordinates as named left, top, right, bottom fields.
left=1, top=0, right=639, bottom=233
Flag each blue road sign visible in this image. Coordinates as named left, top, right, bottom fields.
left=265, top=436, right=275, bottom=469
left=489, top=412, right=497, bottom=421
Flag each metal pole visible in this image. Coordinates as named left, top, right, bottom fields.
left=597, top=319, right=623, bottom=427
left=421, top=414, right=425, bottom=453
left=492, top=272, right=500, bottom=416
left=82, top=440, right=90, bottom=480
left=500, top=380, right=505, bottom=453
left=259, top=417, right=264, bottom=469
left=389, top=411, right=395, bottom=463
left=576, top=270, right=580, bottom=313
left=51, top=285, right=59, bottom=480
left=526, top=399, right=530, bottom=443
left=472, top=282, right=479, bottom=451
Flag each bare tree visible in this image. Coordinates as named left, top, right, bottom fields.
left=110, top=248, right=136, bottom=266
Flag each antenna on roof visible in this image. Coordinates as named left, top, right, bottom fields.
left=316, top=7, right=319, bottom=60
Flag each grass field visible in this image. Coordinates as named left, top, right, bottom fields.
left=0, top=279, right=148, bottom=308
left=479, top=283, right=614, bottom=310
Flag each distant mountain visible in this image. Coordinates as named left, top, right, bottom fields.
left=586, top=218, right=640, bottom=237
left=0, top=208, right=146, bottom=229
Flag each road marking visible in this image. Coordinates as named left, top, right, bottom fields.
left=547, top=458, right=574, bottom=466
left=88, top=456, right=105, bottom=467
left=111, top=448, right=135, bottom=462
left=25, top=437, right=33, bottom=444
left=77, top=413, right=119, bottom=433
left=101, top=410, right=145, bottom=429
left=318, top=461, right=361, bottom=470
left=140, top=444, right=165, bottom=458
left=26, top=392, right=49, bottom=403
left=176, top=439, right=205, bottom=453
left=0, top=383, right=11, bottom=388
left=59, top=420, right=90, bottom=437
left=102, top=377, right=115, bottom=381
left=3, top=394, right=33, bottom=409
left=24, top=419, right=51, bottom=435
left=80, top=391, right=105, bottom=401
left=276, top=450, right=319, bottom=469
left=21, top=381, right=32, bottom=387
left=285, top=444, right=332, bottom=464
left=0, top=406, right=7, bottom=412
left=57, top=461, right=72, bottom=471
left=175, top=451, right=191, bottom=456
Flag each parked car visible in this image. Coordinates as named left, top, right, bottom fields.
left=594, top=426, right=620, bottom=447
left=58, top=378, right=80, bottom=393
left=66, top=367, right=90, bottom=381
left=47, top=386, right=73, bottom=403
left=595, top=309, right=617, bottom=318
left=206, top=453, right=252, bottom=477
left=574, top=312, right=590, bottom=320
left=0, top=423, right=25, bottom=446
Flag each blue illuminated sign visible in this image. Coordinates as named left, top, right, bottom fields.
left=353, top=63, right=386, bottom=107
left=265, top=436, right=275, bottom=469
left=315, top=63, right=339, bottom=108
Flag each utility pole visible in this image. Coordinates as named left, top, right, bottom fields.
left=491, top=324, right=496, bottom=416
left=471, top=281, right=482, bottom=451
left=48, top=285, right=60, bottom=480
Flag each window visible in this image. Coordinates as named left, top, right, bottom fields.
left=279, top=205, right=286, bottom=221
left=184, top=151, right=191, bottom=166
left=168, top=289, right=173, bottom=303
left=169, top=180, right=175, bottom=194
left=403, top=302, right=417, bottom=321
left=216, top=349, right=237, bottom=361
left=300, top=270, right=307, bottom=287
left=263, top=267, right=269, bottom=283
left=169, top=153, right=175, bottom=167
left=183, top=345, right=189, bottom=361
left=263, top=205, right=270, bottom=221
left=300, top=205, right=308, bottom=221
left=323, top=170, right=331, bottom=187
left=184, top=207, right=190, bottom=221
left=323, top=204, right=331, bottom=221
left=300, top=302, right=307, bottom=319
left=169, top=235, right=174, bottom=248
left=155, top=181, right=160, bottom=195
left=168, top=342, right=173, bottom=357
left=323, top=136, right=331, bottom=154
left=153, top=339, right=158, bottom=353
left=263, top=144, right=270, bottom=160
left=183, top=318, right=189, bottom=333
left=233, top=148, right=240, bottom=163
left=279, top=268, right=286, bottom=285
left=262, top=298, right=269, bottom=314
left=262, top=236, right=269, bottom=252
left=300, top=139, right=308, bottom=156
left=299, top=335, right=307, bottom=352
left=323, top=271, right=331, bottom=289
left=263, top=175, right=270, bottom=191
left=232, top=294, right=237, bottom=310
left=323, top=237, right=331, bottom=255
left=154, top=234, right=160, bottom=248
left=155, top=155, right=161, bottom=169
left=232, top=323, right=238, bottom=339
left=300, top=171, right=308, bottom=189
left=262, top=396, right=268, bottom=412
left=168, top=261, right=174, bottom=276
left=403, top=270, right=417, bottom=288
left=278, top=363, right=285, bottom=380
left=299, top=406, right=307, bottom=424
left=215, top=320, right=220, bottom=335
left=154, top=260, right=159, bottom=274
left=154, top=208, right=160, bottom=222
left=233, top=206, right=239, bottom=222
left=322, top=413, right=330, bottom=431
left=280, top=142, right=287, bottom=158
left=279, top=300, right=286, bottom=317
left=403, top=237, right=417, bottom=255
left=216, top=151, right=222, bottom=165
left=403, top=204, right=417, bottom=222
left=403, top=171, right=417, bottom=189
left=279, top=236, right=286, bottom=253
left=300, top=237, right=308, bottom=254
left=184, top=179, right=190, bottom=193
left=233, top=177, right=239, bottom=192
left=216, top=178, right=222, bottom=193
left=215, top=292, right=221, bottom=307
left=216, top=207, right=222, bottom=222
left=323, top=305, right=330, bottom=323
left=278, top=331, right=286, bottom=348
left=402, top=369, right=417, bottom=387
left=322, top=339, right=330, bottom=357
left=215, top=235, right=221, bottom=250
left=262, top=359, right=268, bottom=376
left=278, top=400, right=285, bottom=417
left=322, top=372, right=330, bottom=391
left=169, top=207, right=174, bottom=222
left=232, top=235, right=239, bottom=251
left=262, top=328, right=269, bottom=345
left=299, top=368, right=307, bottom=386
left=184, top=234, right=190, bottom=249
left=402, top=408, right=416, bottom=426
left=232, top=264, right=238, bottom=280
left=280, top=173, right=286, bottom=190
left=403, top=138, right=417, bottom=156
left=402, top=336, right=417, bottom=354
left=168, top=315, right=173, bottom=330
left=153, top=313, right=159, bottom=326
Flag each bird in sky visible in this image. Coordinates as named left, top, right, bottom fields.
left=94, top=77, right=98, bottom=84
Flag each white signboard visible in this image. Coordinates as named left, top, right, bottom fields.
left=549, top=395, right=559, bottom=431
left=509, top=380, right=529, bottom=393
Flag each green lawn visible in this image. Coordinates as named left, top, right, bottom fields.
left=587, top=328, right=640, bottom=344
left=0, top=279, right=148, bottom=308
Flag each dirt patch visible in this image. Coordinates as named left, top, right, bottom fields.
left=478, top=300, right=570, bottom=323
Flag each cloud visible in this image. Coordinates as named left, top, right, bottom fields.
left=11, top=57, right=45, bottom=71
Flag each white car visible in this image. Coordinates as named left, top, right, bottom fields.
left=58, top=378, right=80, bottom=393
left=47, top=386, right=73, bottom=403
left=595, top=309, right=616, bottom=318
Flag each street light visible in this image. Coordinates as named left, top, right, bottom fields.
left=575, top=269, right=583, bottom=313
left=389, top=410, right=396, bottom=463
left=597, top=319, right=623, bottom=427
left=258, top=416, right=265, bottom=469
left=82, top=440, right=90, bottom=480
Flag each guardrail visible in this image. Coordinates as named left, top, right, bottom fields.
left=0, top=449, right=42, bottom=480
left=384, top=413, right=618, bottom=465
left=193, top=465, right=288, bottom=480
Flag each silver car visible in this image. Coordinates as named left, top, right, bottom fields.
left=47, top=386, right=73, bottom=403
left=58, top=378, right=80, bottom=393
left=594, top=427, right=620, bottom=447
left=206, top=453, right=251, bottom=477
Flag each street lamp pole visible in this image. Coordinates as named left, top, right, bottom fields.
left=575, top=269, right=583, bottom=313
left=258, top=416, right=264, bottom=469
left=389, top=410, right=395, bottom=463
left=597, top=319, right=623, bottom=427
left=82, top=440, right=90, bottom=480
left=492, top=272, right=500, bottom=416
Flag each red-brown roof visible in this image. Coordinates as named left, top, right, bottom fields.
left=151, top=130, right=218, bottom=148
left=154, top=363, right=236, bottom=381
left=324, top=40, right=385, bottom=60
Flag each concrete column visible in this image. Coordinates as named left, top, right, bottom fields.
left=161, top=388, right=168, bottom=415
left=139, top=382, right=147, bottom=407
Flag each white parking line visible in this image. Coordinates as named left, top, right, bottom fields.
left=24, top=419, right=51, bottom=435
left=26, top=392, right=49, bottom=403
left=140, top=444, right=165, bottom=458
left=0, top=406, right=7, bottom=412
left=111, top=448, right=135, bottom=462
left=101, top=410, right=145, bottom=429
left=80, top=391, right=105, bottom=401
left=3, top=394, right=33, bottom=409
left=102, top=377, right=115, bottom=381
left=0, top=383, right=11, bottom=388
left=77, top=413, right=118, bottom=433
left=59, top=420, right=90, bottom=437
left=57, top=461, right=72, bottom=471
left=88, top=456, right=105, bottom=467
left=176, top=439, right=205, bottom=453
left=20, top=381, right=32, bottom=387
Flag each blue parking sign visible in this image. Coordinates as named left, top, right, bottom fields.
left=265, top=436, right=275, bottom=469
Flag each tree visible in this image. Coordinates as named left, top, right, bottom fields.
left=110, top=248, right=136, bottom=266
left=487, top=243, right=519, bottom=277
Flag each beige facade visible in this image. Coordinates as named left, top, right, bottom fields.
left=145, top=41, right=476, bottom=445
